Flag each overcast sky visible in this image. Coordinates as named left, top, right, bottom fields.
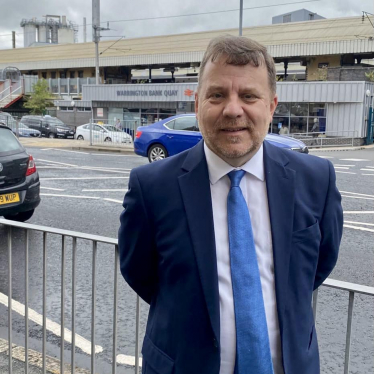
left=0, top=0, right=373, bottom=50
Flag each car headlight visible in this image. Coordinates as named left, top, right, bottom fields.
left=57, top=127, right=67, bottom=132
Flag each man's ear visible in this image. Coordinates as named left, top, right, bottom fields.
left=195, top=91, right=199, bottom=117
left=270, top=94, right=278, bottom=119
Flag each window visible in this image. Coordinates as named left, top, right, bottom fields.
left=78, top=71, right=84, bottom=78
left=51, top=72, right=56, bottom=79
left=309, top=13, right=314, bottom=20
left=60, top=107, right=74, bottom=112
left=173, top=116, right=198, bottom=131
left=70, top=71, right=75, bottom=78
left=77, top=107, right=92, bottom=112
left=0, top=129, right=23, bottom=154
left=41, top=72, right=47, bottom=79
left=164, top=120, right=175, bottom=129
left=94, top=125, right=103, bottom=132
left=60, top=72, right=66, bottom=79
left=283, top=14, right=291, bottom=23
left=290, top=103, right=308, bottom=117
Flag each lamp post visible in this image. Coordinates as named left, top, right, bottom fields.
left=71, top=100, right=76, bottom=130
left=239, top=0, right=243, bottom=36
left=365, top=89, right=373, bottom=145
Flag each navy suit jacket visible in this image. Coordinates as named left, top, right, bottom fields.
left=118, top=140, right=343, bottom=374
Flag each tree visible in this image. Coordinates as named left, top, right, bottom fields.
left=24, top=79, right=54, bottom=114
left=365, top=70, right=374, bottom=82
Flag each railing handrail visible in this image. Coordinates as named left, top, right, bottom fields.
left=1, top=218, right=373, bottom=295
left=0, top=218, right=118, bottom=245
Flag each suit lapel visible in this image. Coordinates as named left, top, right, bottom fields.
left=178, top=141, right=220, bottom=343
left=263, top=141, right=295, bottom=337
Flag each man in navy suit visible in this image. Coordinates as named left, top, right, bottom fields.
left=119, top=35, right=343, bottom=374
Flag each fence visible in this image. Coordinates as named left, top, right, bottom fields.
left=82, top=119, right=138, bottom=147
left=288, top=130, right=364, bottom=148
left=0, top=218, right=373, bottom=374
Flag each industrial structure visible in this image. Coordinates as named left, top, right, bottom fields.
left=20, top=15, right=78, bottom=48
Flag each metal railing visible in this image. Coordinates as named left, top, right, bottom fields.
left=0, top=218, right=373, bottom=374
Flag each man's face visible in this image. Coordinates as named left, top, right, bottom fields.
left=195, top=57, right=278, bottom=166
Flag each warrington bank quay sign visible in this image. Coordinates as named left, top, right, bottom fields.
left=83, top=83, right=197, bottom=102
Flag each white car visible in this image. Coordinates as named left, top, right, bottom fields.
left=75, top=123, right=132, bottom=144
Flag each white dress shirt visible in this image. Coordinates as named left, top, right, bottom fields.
left=204, top=143, right=284, bottom=374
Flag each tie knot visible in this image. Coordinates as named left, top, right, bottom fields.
left=228, top=169, right=245, bottom=187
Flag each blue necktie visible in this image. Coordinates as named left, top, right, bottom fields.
left=227, top=170, right=274, bottom=374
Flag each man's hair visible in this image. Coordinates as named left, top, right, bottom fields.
left=198, top=35, right=276, bottom=95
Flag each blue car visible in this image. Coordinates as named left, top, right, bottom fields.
left=4, top=122, right=41, bottom=138
left=134, top=114, right=308, bottom=163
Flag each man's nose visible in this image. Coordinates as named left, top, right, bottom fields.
left=222, top=95, right=244, bottom=118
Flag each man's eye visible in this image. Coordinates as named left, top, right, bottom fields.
left=243, top=94, right=256, bottom=100
left=210, top=93, right=222, bottom=99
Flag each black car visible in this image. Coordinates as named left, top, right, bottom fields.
left=20, top=115, right=75, bottom=139
left=0, top=124, right=40, bottom=221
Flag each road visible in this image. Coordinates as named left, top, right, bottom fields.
left=0, top=145, right=373, bottom=374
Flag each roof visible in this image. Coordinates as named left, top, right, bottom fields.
left=0, top=16, right=373, bottom=70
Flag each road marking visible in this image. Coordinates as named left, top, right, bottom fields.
left=36, top=166, right=69, bottom=169
left=344, top=224, right=374, bottom=233
left=36, top=158, right=78, bottom=167
left=334, top=166, right=350, bottom=170
left=333, top=164, right=355, bottom=167
left=84, top=166, right=132, bottom=171
left=335, top=171, right=356, bottom=174
left=344, top=221, right=374, bottom=227
left=0, top=292, right=103, bottom=355
left=340, top=191, right=374, bottom=198
left=360, top=168, right=374, bottom=172
left=341, top=195, right=374, bottom=201
left=41, top=176, right=129, bottom=180
left=339, top=158, right=370, bottom=162
left=317, top=156, right=334, bottom=159
left=40, top=148, right=52, bottom=151
left=50, top=148, right=90, bottom=155
left=40, top=187, right=65, bottom=191
left=104, top=198, right=124, bottom=204
left=365, top=166, right=374, bottom=169
left=78, top=166, right=130, bottom=174
left=41, top=193, right=100, bottom=199
left=82, top=189, right=127, bottom=192
left=117, top=354, right=143, bottom=367
left=91, top=153, right=140, bottom=157
left=344, top=211, right=374, bottom=214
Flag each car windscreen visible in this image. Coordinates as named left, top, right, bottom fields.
left=0, top=128, right=24, bottom=154
left=47, top=118, right=65, bottom=126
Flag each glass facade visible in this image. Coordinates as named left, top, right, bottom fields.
left=271, top=102, right=327, bottom=135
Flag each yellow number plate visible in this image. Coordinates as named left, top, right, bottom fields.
left=0, top=193, right=20, bottom=205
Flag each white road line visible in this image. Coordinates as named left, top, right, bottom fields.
left=82, top=189, right=127, bottom=192
left=36, top=166, right=69, bottom=169
left=344, top=221, right=374, bottom=227
left=340, top=158, right=370, bottom=162
left=334, top=166, right=350, bottom=170
left=41, top=177, right=129, bottom=180
left=78, top=166, right=130, bottom=174
left=104, top=198, right=124, bottom=204
left=333, top=164, right=355, bottom=167
left=335, top=171, right=356, bottom=174
left=344, top=211, right=374, bottom=214
left=365, top=166, right=374, bottom=169
left=344, top=224, right=374, bottom=233
left=0, top=292, right=103, bottom=355
left=360, top=168, right=374, bottom=172
left=341, top=195, right=374, bottom=201
left=84, top=166, right=132, bottom=171
left=340, top=191, right=374, bottom=198
left=36, top=158, right=78, bottom=167
left=50, top=148, right=90, bottom=155
left=91, top=153, right=140, bottom=157
left=40, top=187, right=65, bottom=191
left=40, top=148, right=52, bottom=151
left=41, top=193, right=100, bottom=199
left=117, top=354, right=143, bottom=367
left=317, top=156, right=334, bottom=159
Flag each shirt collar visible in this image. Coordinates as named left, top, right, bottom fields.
left=204, top=142, right=265, bottom=184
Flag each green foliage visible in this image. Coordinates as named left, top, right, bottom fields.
left=365, top=70, right=374, bottom=82
left=24, top=79, right=54, bottom=114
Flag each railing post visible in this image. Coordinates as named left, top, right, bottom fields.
left=8, top=226, right=13, bottom=374
left=135, top=295, right=141, bottom=374
left=91, top=241, right=97, bottom=374
left=112, top=245, right=119, bottom=374
left=344, top=291, right=355, bottom=374
left=25, top=229, right=29, bottom=374
left=71, top=237, right=77, bottom=374
left=60, top=236, right=66, bottom=373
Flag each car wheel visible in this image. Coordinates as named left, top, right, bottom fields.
left=104, top=137, right=112, bottom=142
left=4, top=209, right=35, bottom=222
left=77, top=135, right=84, bottom=140
left=48, top=133, right=56, bottom=138
left=148, top=144, right=168, bottom=163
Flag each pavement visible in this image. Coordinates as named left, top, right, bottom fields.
left=18, top=137, right=374, bottom=154
left=0, top=338, right=90, bottom=374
